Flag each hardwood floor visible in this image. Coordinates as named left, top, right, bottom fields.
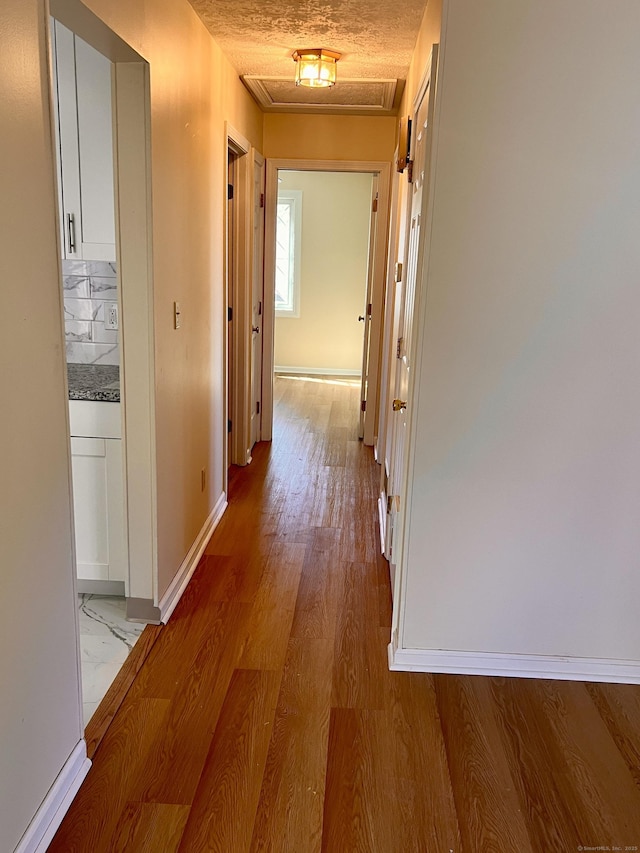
left=49, top=374, right=640, bottom=852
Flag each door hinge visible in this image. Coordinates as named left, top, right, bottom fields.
left=407, top=160, right=414, bottom=184
left=260, top=192, right=264, bottom=208
left=361, top=400, right=367, bottom=413
left=396, top=336, right=404, bottom=358
left=228, top=419, right=232, bottom=433
left=228, top=306, right=232, bottom=322
left=228, top=183, right=234, bottom=200
left=256, top=401, right=260, bottom=415
left=372, top=194, right=378, bottom=213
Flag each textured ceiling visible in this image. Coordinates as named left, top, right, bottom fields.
left=188, top=0, right=429, bottom=113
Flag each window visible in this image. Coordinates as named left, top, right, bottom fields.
left=275, top=189, right=302, bottom=317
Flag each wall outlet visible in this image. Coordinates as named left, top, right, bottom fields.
left=105, top=303, right=119, bottom=331
left=201, top=468, right=206, bottom=492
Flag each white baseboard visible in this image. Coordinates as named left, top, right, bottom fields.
left=15, top=741, right=91, bottom=853
left=388, top=638, right=640, bottom=684
left=274, top=365, right=361, bottom=377
left=158, top=492, right=228, bottom=623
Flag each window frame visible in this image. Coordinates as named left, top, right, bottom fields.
left=274, top=189, right=302, bottom=318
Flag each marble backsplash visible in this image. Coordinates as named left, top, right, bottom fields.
left=63, top=259, right=119, bottom=365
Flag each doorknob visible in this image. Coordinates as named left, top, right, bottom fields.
left=392, top=399, right=407, bottom=412
left=252, top=325, right=260, bottom=334
left=358, top=315, right=365, bottom=322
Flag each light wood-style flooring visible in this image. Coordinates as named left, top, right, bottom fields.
left=50, top=374, right=640, bottom=851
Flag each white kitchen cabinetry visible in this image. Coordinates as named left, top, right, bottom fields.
left=69, top=403, right=127, bottom=584
left=51, top=19, right=116, bottom=262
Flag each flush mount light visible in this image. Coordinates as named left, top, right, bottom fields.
left=292, top=48, right=341, bottom=88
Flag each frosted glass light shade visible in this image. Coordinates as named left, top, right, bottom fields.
left=292, top=49, right=341, bottom=88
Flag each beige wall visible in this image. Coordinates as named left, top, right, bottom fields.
left=399, top=0, right=442, bottom=120
left=0, top=0, right=262, bottom=847
left=0, top=3, right=84, bottom=849
left=264, top=114, right=396, bottom=162
left=400, top=0, right=640, bottom=664
left=82, top=0, right=263, bottom=599
left=275, top=170, right=373, bottom=373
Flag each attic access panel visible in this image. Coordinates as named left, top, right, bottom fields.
left=242, top=75, right=403, bottom=114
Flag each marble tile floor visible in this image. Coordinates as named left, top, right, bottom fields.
left=78, top=594, right=144, bottom=726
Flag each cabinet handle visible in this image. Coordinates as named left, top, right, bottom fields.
left=67, top=213, right=76, bottom=253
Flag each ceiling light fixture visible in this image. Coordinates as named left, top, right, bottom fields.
left=292, top=48, right=341, bottom=88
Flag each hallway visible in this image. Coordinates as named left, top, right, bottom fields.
left=49, top=376, right=640, bottom=852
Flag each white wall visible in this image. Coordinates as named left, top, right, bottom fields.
left=275, top=170, right=373, bottom=373
left=0, top=3, right=84, bottom=849
left=400, top=0, right=640, bottom=665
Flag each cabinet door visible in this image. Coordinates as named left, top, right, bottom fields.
left=52, top=20, right=116, bottom=262
left=70, top=437, right=127, bottom=583
left=104, top=438, right=127, bottom=583
left=54, top=20, right=83, bottom=261
left=71, top=437, right=110, bottom=580
left=75, top=35, right=116, bottom=260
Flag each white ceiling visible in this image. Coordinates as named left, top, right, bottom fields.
left=187, top=0, right=429, bottom=114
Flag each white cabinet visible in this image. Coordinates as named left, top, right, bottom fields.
left=51, top=20, right=116, bottom=262
left=69, top=403, right=127, bottom=584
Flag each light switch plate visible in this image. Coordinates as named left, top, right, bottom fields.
left=174, top=301, right=181, bottom=329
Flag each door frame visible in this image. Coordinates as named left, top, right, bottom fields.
left=376, top=150, right=403, bottom=551
left=262, top=158, right=391, bottom=447
left=250, top=150, right=265, bottom=450
left=225, top=124, right=253, bottom=469
left=49, top=0, right=159, bottom=620
left=389, top=47, right=440, bottom=655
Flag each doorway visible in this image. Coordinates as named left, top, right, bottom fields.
left=273, top=169, right=373, bottom=387
left=263, top=159, right=391, bottom=450
left=47, top=0, right=158, bottom=727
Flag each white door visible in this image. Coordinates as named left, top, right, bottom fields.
left=386, top=47, right=439, bottom=594
left=379, top=171, right=411, bottom=556
left=227, top=150, right=236, bottom=468
left=250, top=153, right=265, bottom=450
left=358, top=176, right=379, bottom=439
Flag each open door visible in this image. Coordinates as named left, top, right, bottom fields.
left=385, top=47, right=439, bottom=596
left=226, top=148, right=236, bottom=470
left=358, top=177, right=379, bottom=440
left=250, top=152, right=265, bottom=451
left=262, top=158, right=391, bottom=446
left=378, top=165, right=409, bottom=554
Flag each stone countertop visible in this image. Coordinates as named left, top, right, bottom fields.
left=67, top=363, right=120, bottom=402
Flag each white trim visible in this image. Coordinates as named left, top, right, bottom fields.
left=15, top=741, right=91, bottom=853
left=241, top=75, right=398, bottom=114
left=274, top=190, right=302, bottom=318
left=388, top=640, right=640, bottom=684
left=112, top=59, right=158, bottom=605
left=274, top=365, right=361, bottom=377
left=225, top=122, right=250, bottom=156
left=392, top=44, right=441, bottom=652
left=158, top=492, right=227, bottom=623
left=226, top=124, right=256, bottom=467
